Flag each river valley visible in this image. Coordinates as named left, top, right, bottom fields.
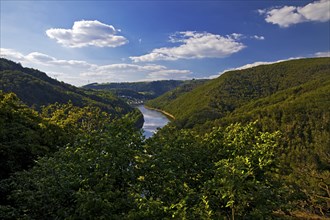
left=137, top=105, right=170, bottom=138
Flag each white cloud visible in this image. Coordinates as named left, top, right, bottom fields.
left=252, top=35, right=265, bottom=40
left=257, top=9, right=267, bottom=15
left=51, top=59, right=94, bottom=69
left=46, top=20, right=128, bottom=48
left=264, top=6, right=305, bottom=27
left=82, top=63, right=192, bottom=82
left=259, top=0, right=330, bottom=27
left=1, top=48, right=96, bottom=69
left=206, top=52, right=329, bottom=79
left=0, top=48, right=25, bottom=61
left=314, top=51, right=330, bottom=57
left=26, top=52, right=56, bottom=63
left=228, top=33, right=244, bottom=40
left=130, top=31, right=246, bottom=62
left=82, top=63, right=165, bottom=76
left=208, top=57, right=303, bottom=79
left=147, top=69, right=192, bottom=80
left=228, top=61, right=282, bottom=71
left=298, top=0, right=330, bottom=22
left=230, top=57, right=304, bottom=71
left=1, top=48, right=192, bottom=85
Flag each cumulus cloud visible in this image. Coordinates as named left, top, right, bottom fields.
left=209, top=57, right=304, bottom=79
left=46, top=20, right=128, bottom=48
left=262, top=6, right=305, bottom=27
left=26, top=52, right=56, bottom=63
left=82, top=63, right=192, bottom=82
left=1, top=48, right=192, bottom=85
left=259, top=0, right=330, bottom=27
left=0, top=48, right=25, bottom=61
left=130, top=31, right=246, bottom=62
left=147, top=69, right=192, bottom=80
left=228, top=33, right=244, bottom=40
left=227, top=60, right=284, bottom=71
left=82, top=64, right=165, bottom=76
left=315, top=51, right=330, bottom=57
left=298, top=0, right=330, bottom=22
left=252, top=35, right=265, bottom=40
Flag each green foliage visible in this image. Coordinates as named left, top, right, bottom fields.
left=202, top=122, right=282, bottom=219
left=0, top=91, right=59, bottom=180
left=149, top=58, right=330, bottom=128
left=1, top=57, right=329, bottom=219
left=144, top=57, right=330, bottom=217
left=0, top=91, right=144, bottom=213
left=41, top=102, right=111, bottom=136
left=206, top=77, right=330, bottom=216
left=2, top=118, right=143, bottom=219
left=146, top=79, right=208, bottom=109
left=133, top=126, right=211, bottom=218
left=0, top=58, right=136, bottom=119
left=84, top=79, right=208, bottom=105
left=83, top=80, right=188, bottom=100
left=1, top=114, right=283, bottom=219
left=130, top=122, right=282, bottom=219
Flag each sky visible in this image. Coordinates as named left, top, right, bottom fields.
left=1, top=0, right=329, bottom=86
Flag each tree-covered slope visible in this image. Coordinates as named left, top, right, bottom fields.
left=1, top=58, right=329, bottom=218
left=83, top=80, right=196, bottom=101
left=147, top=58, right=330, bottom=127
left=145, top=79, right=208, bottom=110
left=0, top=58, right=136, bottom=117
left=146, top=58, right=330, bottom=216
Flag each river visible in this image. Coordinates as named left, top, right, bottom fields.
left=137, top=105, right=170, bottom=138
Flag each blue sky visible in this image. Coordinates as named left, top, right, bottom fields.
left=1, top=0, right=329, bottom=86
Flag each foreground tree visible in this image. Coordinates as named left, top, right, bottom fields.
left=1, top=116, right=143, bottom=219
left=1, top=102, right=283, bottom=219
left=202, top=122, right=282, bottom=219
left=133, top=122, right=282, bottom=219
left=131, top=126, right=213, bottom=219
left=0, top=91, right=56, bottom=180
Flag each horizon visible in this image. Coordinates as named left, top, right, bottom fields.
left=3, top=56, right=329, bottom=88
left=1, top=0, right=329, bottom=86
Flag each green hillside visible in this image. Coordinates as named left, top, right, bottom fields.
left=83, top=80, right=205, bottom=102
left=146, top=57, right=330, bottom=217
left=145, top=79, right=208, bottom=110
left=147, top=57, right=330, bottom=127
left=0, top=58, right=136, bottom=118
left=1, top=57, right=329, bottom=218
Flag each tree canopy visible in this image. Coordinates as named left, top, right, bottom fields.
left=1, top=57, right=329, bottom=219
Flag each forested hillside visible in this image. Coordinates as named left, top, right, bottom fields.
left=147, top=58, right=330, bottom=127
left=0, top=58, right=329, bottom=219
left=147, top=57, right=330, bottom=218
left=83, top=79, right=207, bottom=102
left=0, top=91, right=288, bottom=219
left=144, top=79, right=208, bottom=110
left=0, top=58, right=136, bottom=118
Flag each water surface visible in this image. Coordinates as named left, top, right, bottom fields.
left=137, top=105, right=170, bottom=138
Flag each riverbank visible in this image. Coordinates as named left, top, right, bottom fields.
left=137, top=105, right=171, bottom=138
left=144, top=105, right=175, bottom=120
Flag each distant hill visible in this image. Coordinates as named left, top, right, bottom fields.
left=83, top=80, right=208, bottom=103
left=145, top=79, right=208, bottom=110
left=147, top=57, right=330, bottom=128
left=0, top=58, right=137, bottom=118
